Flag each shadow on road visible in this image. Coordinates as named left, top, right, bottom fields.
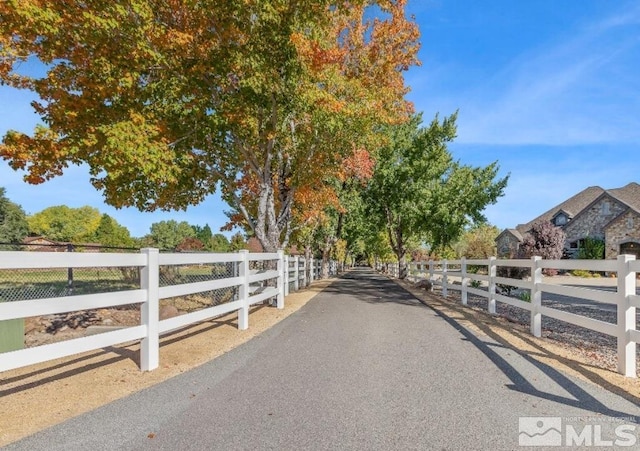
left=431, top=304, right=639, bottom=421
left=322, top=268, right=423, bottom=307
left=352, top=271, right=640, bottom=422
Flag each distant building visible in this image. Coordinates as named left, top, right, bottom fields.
left=496, top=182, right=640, bottom=259
left=22, top=236, right=102, bottom=252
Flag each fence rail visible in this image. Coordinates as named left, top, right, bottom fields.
left=0, top=249, right=337, bottom=373
left=377, top=255, right=639, bottom=378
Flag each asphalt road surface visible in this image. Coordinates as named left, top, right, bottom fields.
left=6, top=269, right=639, bottom=450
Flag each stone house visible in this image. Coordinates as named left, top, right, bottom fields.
left=496, top=182, right=640, bottom=260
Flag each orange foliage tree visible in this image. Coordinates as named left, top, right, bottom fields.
left=1, top=0, right=419, bottom=252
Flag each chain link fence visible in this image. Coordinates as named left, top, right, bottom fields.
left=159, top=261, right=239, bottom=310
left=0, top=242, right=140, bottom=303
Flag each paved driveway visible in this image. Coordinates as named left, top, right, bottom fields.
left=6, top=269, right=639, bottom=450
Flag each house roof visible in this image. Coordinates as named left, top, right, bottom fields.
left=497, top=228, right=524, bottom=242
left=510, top=182, right=640, bottom=236
left=607, top=182, right=640, bottom=212
left=515, top=185, right=605, bottom=234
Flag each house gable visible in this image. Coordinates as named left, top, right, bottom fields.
left=496, top=228, right=523, bottom=257
left=563, top=192, right=627, bottom=242
left=515, top=186, right=604, bottom=235
left=603, top=208, right=640, bottom=259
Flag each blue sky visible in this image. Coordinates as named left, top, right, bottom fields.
left=1, top=0, right=639, bottom=238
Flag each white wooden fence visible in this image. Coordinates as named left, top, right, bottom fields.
left=0, top=249, right=335, bottom=373
left=379, top=256, right=639, bottom=378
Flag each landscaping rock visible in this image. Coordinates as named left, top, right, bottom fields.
left=159, top=304, right=180, bottom=320
left=415, top=279, right=433, bottom=291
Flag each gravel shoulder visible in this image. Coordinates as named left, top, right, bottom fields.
left=0, top=279, right=336, bottom=447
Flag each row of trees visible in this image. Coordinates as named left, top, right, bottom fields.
left=0, top=1, right=512, bottom=276
left=0, top=192, right=247, bottom=251
left=0, top=0, right=420, bottom=253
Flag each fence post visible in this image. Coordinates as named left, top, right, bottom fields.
left=429, top=260, right=434, bottom=285
left=294, top=256, right=300, bottom=291
left=238, top=250, right=250, bottom=329
left=442, top=260, right=448, bottom=297
left=302, top=257, right=308, bottom=287
left=283, top=255, right=290, bottom=296
left=309, top=257, right=314, bottom=284
left=530, top=256, right=542, bottom=337
left=140, top=248, right=159, bottom=371
left=488, top=257, right=497, bottom=314
left=617, top=254, right=636, bottom=377
left=276, top=250, right=285, bottom=309
left=461, top=257, right=468, bottom=305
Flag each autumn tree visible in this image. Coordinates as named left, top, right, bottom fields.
left=365, top=113, right=508, bottom=279
left=27, top=205, right=101, bottom=242
left=288, top=146, right=375, bottom=276
left=1, top=1, right=419, bottom=253
left=176, top=236, right=205, bottom=252
left=0, top=187, right=29, bottom=245
left=454, top=224, right=500, bottom=259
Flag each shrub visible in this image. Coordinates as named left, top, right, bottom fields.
left=570, top=269, right=592, bottom=278
left=577, top=237, right=605, bottom=260
left=519, top=290, right=531, bottom=302
left=519, top=221, right=565, bottom=276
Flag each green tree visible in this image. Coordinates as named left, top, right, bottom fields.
left=365, top=113, right=508, bottom=279
left=193, top=224, right=213, bottom=248
left=91, top=214, right=135, bottom=248
left=0, top=187, right=29, bottom=245
left=148, top=220, right=195, bottom=251
left=27, top=205, right=101, bottom=242
left=1, top=1, right=419, bottom=253
left=209, top=233, right=231, bottom=252
left=228, top=232, right=247, bottom=252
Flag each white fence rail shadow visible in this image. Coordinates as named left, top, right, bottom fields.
left=377, top=256, right=639, bottom=378
left=0, top=249, right=338, bottom=373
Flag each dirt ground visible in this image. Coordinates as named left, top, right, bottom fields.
left=2, top=274, right=639, bottom=447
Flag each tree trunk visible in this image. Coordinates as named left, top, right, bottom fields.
left=397, top=252, right=408, bottom=279
left=321, top=248, right=331, bottom=279
left=387, top=220, right=408, bottom=279
left=305, top=245, right=313, bottom=282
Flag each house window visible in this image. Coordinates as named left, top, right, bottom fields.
left=570, top=241, right=578, bottom=249
left=555, top=214, right=567, bottom=226
left=601, top=201, right=610, bottom=215
left=627, top=216, right=634, bottom=230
